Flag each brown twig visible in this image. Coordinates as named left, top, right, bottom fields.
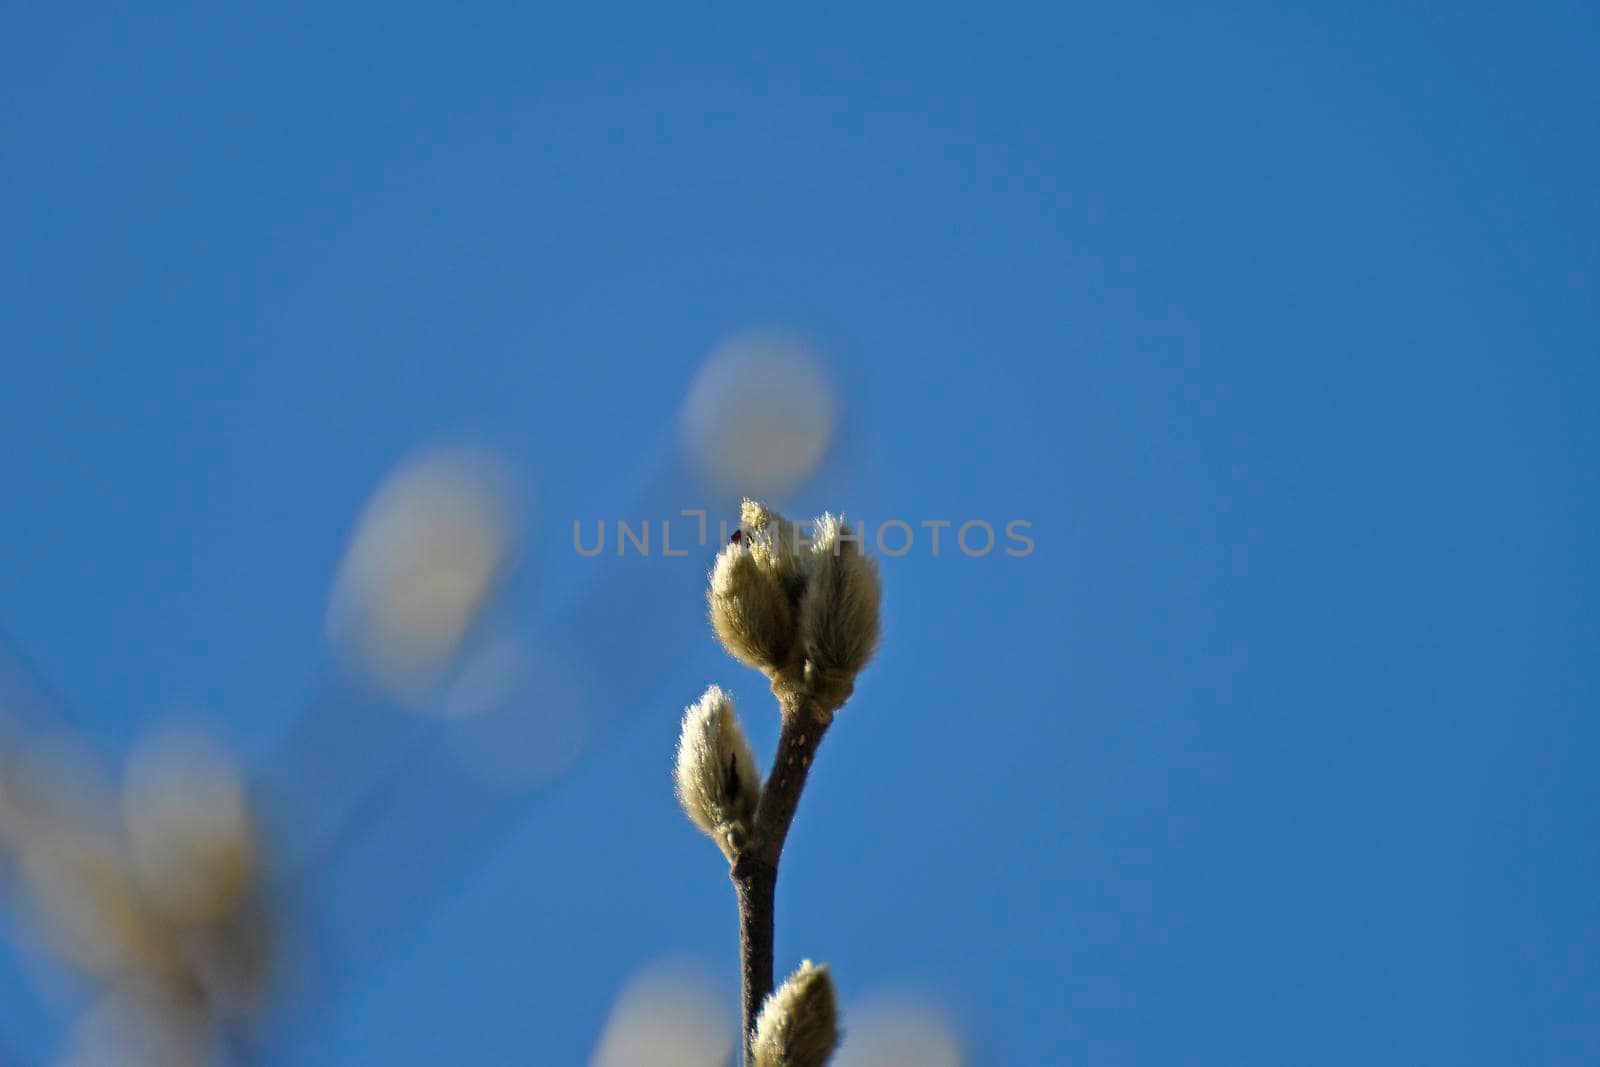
left=728, top=691, right=832, bottom=1065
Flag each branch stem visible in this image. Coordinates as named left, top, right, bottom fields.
left=732, top=854, right=775, bottom=1062
left=730, top=692, right=832, bottom=1064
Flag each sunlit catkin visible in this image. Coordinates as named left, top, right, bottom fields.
left=798, top=514, right=880, bottom=705
left=723, top=503, right=883, bottom=713
left=752, top=960, right=840, bottom=1067
left=674, top=686, right=762, bottom=861
left=740, top=498, right=812, bottom=598
left=709, top=542, right=797, bottom=675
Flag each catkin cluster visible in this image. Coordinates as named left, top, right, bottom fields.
left=709, top=500, right=881, bottom=713
left=676, top=501, right=884, bottom=864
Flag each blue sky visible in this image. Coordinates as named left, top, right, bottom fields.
left=1, top=3, right=1597, bottom=1064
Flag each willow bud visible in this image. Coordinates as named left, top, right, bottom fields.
left=798, top=515, right=881, bottom=707
left=752, top=960, right=840, bottom=1067
left=709, top=542, right=797, bottom=674
left=674, top=686, right=762, bottom=860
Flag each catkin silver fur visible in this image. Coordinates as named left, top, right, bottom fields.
left=674, top=686, right=762, bottom=860
left=752, top=960, right=840, bottom=1067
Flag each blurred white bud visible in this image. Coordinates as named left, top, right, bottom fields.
left=57, top=989, right=207, bottom=1067
left=752, top=960, right=839, bottom=1067
left=682, top=331, right=837, bottom=496
left=830, top=994, right=964, bottom=1067
left=121, top=728, right=254, bottom=926
left=11, top=731, right=116, bottom=837
left=447, top=641, right=588, bottom=791
left=327, top=447, right=516, bottom=702
left=674, top=686, right=762, bottom=861
left=590, top=959, right=735, bottom=1067
left=18, top=825, right=169, bottom=981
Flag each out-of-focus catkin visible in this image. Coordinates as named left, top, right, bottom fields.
left=752, top=960, right=840, bottom=1067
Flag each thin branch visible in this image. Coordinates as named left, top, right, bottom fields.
left=729, top=691, right=832, bottom=1064
left=732, top=855, right=776, bottom=1062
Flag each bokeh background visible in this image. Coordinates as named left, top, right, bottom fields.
left=2, top=4, right=1597, bottom=1065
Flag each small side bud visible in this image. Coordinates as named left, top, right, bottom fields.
left=797, top=516, right=881, bottom=708
left=752, top=960, right=840, bottom=1067
left=674, top=686, right=762, bottom=860
left=709, top=542, right=798, bottom=674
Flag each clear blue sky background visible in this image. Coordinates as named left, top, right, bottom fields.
left=2, top=3, right=1597, bottom=1064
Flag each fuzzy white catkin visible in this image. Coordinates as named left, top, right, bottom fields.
left=798, top=515, right=880, bottom=689
left=674, top=687, right=762, bottom=860
left=121, top=729, right=255, bottom=927
left=752, top=960, right=840, bottom=1067
left=709, top=542, right=797, bottom=675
